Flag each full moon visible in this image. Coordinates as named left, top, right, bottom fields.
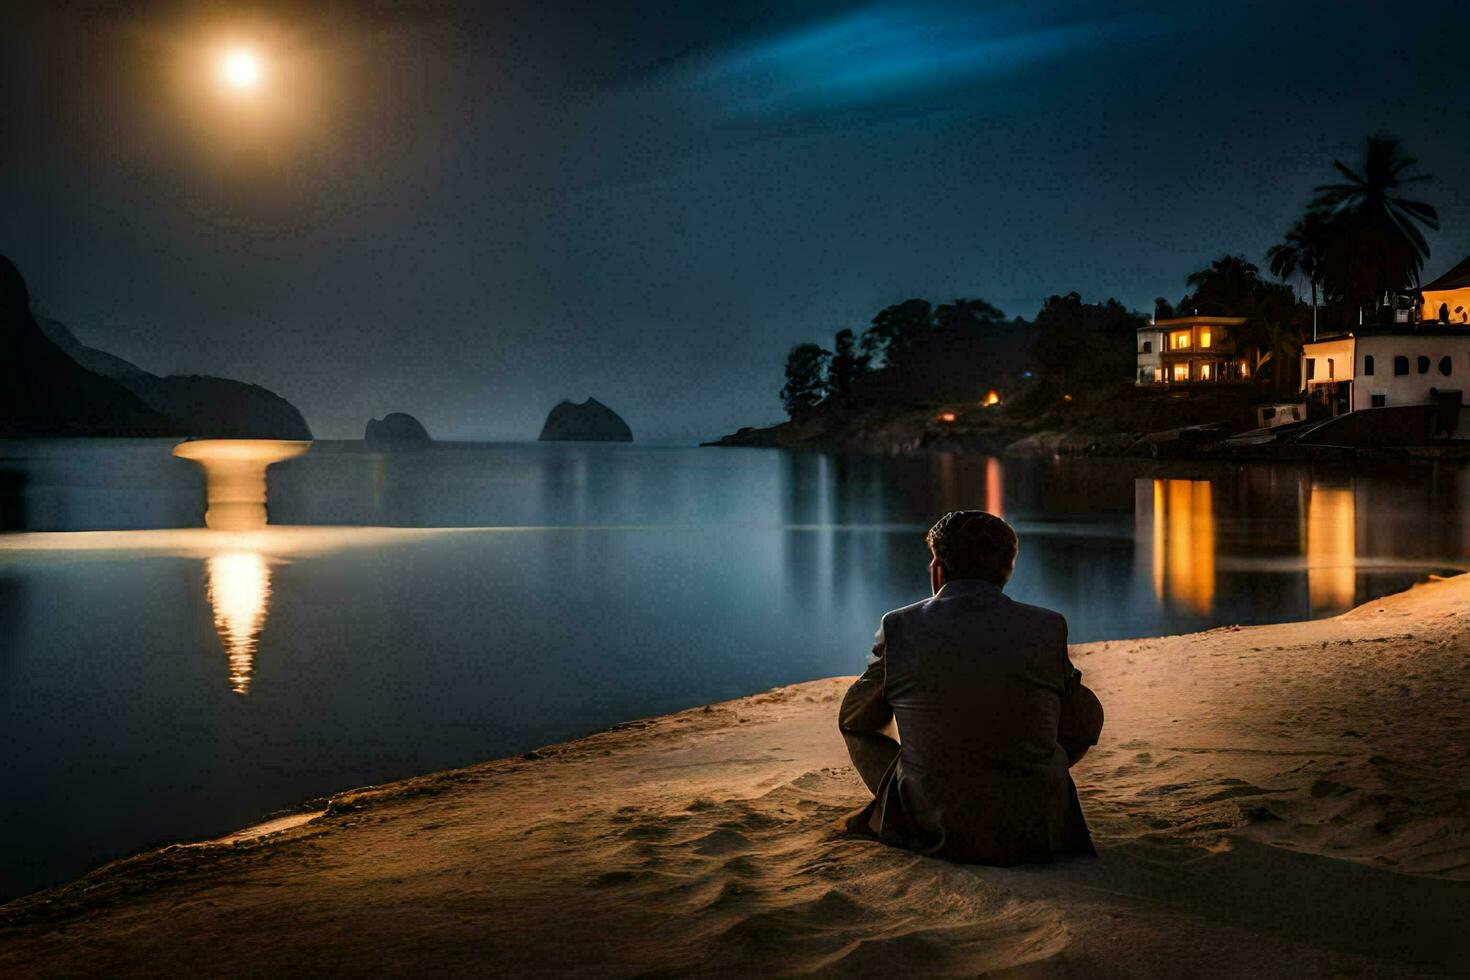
left=221, top=49, right=262, bottom=90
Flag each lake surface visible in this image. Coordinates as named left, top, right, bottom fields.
left=2, top=439, right=1467, bottom=898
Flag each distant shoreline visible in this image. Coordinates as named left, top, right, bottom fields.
left=704, top=412, right=1470, bottom=465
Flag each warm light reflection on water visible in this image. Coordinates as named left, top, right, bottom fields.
left=1307, top=484, right=1357, bottom=613
left=172, top=440, right=306, bottom=693
left=985, top=457, right=1004, bottom=517
left=1144, top=478, right=1216, bottom=614
left=206, top=553, right=272, bottom=695
left=173, top=439, right=310, bottom=530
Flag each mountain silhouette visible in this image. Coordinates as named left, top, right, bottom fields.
left=3, top=255, right=312, bottom=439
left=1, top=255, right=178, bottom=437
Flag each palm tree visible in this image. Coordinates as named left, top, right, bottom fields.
left=1310, top=137, right=1438, bottom=304
left=1266, top=210, right=1333, bottom=341
left=1179, top=255, right=1305, bottom=388
left=1182, top=255, right=1263, bottom=314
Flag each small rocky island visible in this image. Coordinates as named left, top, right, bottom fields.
left=365, top=412, right=432, bottom=443
left=538, top=397, right=633, bottom=442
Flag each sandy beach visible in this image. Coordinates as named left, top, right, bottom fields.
left=3, top=577, right=1469, bottom=977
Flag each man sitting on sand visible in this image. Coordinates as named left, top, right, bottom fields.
left=839, top=510, right=1102, bottom=864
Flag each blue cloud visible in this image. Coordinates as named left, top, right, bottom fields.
left=679, top=2, right=1148, bottom=120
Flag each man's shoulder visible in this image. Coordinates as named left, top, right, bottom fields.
left=1002, top=597, right=1068, bottom=630
left=879, top=595, right=937, bottom=628
left=881, top=594, right=1067, bottom=638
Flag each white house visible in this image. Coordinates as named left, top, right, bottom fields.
left=1300, top=326, right=1470, bottom=420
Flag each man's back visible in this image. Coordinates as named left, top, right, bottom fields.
left=840, top=578, right=1095, bottom=864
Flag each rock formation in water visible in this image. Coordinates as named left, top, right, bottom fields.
left=537, top=398, right=633, bottom=442
left=29, top=278, right=312, bottom=440
left=0, top=255, right=179, bottom=437
left=365, top=412, right=432, bottom=443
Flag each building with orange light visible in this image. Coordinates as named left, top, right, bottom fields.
left=1291, top=256, right=1470, bottom=423
left=1421, top=256, right=1470, bottom=325
left=1135, top=315, right=1256, bottom=388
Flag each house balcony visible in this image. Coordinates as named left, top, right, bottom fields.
left=1137, top=353, right=1256, bottom=387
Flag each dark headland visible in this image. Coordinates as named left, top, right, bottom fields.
left=2, top=255, right=310, bottom=440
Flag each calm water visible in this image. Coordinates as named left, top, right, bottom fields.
left=1, top=439, right=1467, bottom=897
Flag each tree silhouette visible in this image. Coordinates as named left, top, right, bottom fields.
left=1178, top=255, right=1305, bottom=391
left=934, top=298, right=1005, bottom=332
left=860, top=299, right=932, bottom=369
left=780, top=343, right=831, bottom=416
left=1181, top=255, right=1263, bottom=314
left=1032, top=293, right=1142, bottom=391
left=826, top=328, right=868, bottom=399
left=1310, top=137, right=1438, bottom=305
left=1266, top=209, right=1333, bottom=339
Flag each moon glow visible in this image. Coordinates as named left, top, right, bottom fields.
left=221, top=49, right=262, bottom=90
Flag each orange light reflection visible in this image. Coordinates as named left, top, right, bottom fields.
left=1149, top=478, right=1215, bottom=614
left=206, top=552, right=272, bottom=695
left=985, top=457, right=1003, bottom=518
left=1306, top=485, right=1356, bottom=613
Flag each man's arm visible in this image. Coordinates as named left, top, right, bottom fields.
left=839, top=619, right=898, bottom=795
left=1055, top=616, right=1104, bottom=767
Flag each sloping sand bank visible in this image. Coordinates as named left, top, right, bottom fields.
left=4, top=578, right=1469, bottom=977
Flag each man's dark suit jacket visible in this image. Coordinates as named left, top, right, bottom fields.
left=839, top=578, right=1098, bottom=865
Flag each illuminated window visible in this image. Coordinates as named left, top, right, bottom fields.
left=1173, top=363, right=1189, bottom=381
left=1239, top=360, right=1249, bottom=377
left=1171, top=331, right=1191, bottom=350
left=1199, top=328, right=1212, bottom=348
left=1154, top=367, right=1163, bottom=382
left=1199, top=363, right=1213, bottom=380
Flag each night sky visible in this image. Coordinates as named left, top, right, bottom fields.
left=4, top=1, right=1469, bottom=441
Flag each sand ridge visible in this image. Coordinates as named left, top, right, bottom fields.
left=3, top=578, right=1469, bottom=976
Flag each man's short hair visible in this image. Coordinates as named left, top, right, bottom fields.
left=926, top=511, right=1018, bottom=585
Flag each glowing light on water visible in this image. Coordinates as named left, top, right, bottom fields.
left=172, top=440, right=305, bottom=692
left=1146, top=478, right=1216, bottom=614
left=985, top=457, right=1003, bottom=517
left=206, top=552, right=272, bottom=695
left=1307, top=485, right=1356, bottom=613
left=173, top=440, right=310, bottom=530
